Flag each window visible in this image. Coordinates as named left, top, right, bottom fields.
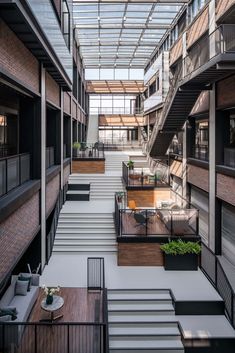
left=188, top=0, right=207, bottom=23
left=149, top=80, right=156, bottom=96
left=62, top=0, right=70, bottom=50
left=194, top=120, right=209, bottom=160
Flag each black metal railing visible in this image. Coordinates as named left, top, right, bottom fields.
left=0, top=145, right=17, bottom=158
left=184, top=24, right=235, bottom=77
left=102, top=140, right=140, bottom=151
left=191, top=144, right=209, bottom=161
left=46, top=147, right=55, bottom=169
left=87, top=257, right=105, bottom=291
left=115, top=193, right=199, bottom=238
left=169, top=141, right=183, bottom=156
left=46, top=185, right=67, bottom=264
left=224, top=147, right=235, bottom=168
left=96, top=107, right=143, bottom=115
left=0, top=322, right=107, bottom=353
left=201, top=242, right=235, bottom=328
left=0, top=153, right=30, bottom=197
left=73, top=142, right=105, bottom=159
left=122, top=162, right=169, bottom=188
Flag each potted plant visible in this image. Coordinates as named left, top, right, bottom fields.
left=160, top=239, right=201, bottom=271
left=116, top=192, right=124, bottom=203
left=73, top=142, right=81, bottom=157
left=127, top=160, right=134, bottom=170
left=42, top=285, right=60, bottom=305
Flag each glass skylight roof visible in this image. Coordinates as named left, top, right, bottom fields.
left=73, top=0, right=186, bottom=68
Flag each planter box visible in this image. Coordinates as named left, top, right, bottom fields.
left=164, top=253, right=198, bottom=271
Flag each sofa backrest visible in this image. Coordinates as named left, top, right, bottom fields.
left=0, top=277, right=17, bottom=307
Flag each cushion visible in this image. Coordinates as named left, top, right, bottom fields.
left=0, top=308, right=17, bottom=320
left=15, top=280, right=28, bottom=296
left=0, top=315, right=11, bottom=322
left=0, top=306, right=18, bottom=315
left=18, top=275, right=32, bottom=291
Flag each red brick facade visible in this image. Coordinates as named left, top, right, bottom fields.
left=0, top=193, right=40, bottom=282
left=46, top=72, right=60, bottom=107
left=217, top=173, right=235, bottom=206
left=46, top=174, right=60, bottom=216
left=0, top=19, right=40, bottom=93
left=187, top=164, right=209, bottom=192
left=63, top=164, right=70, bottom=185
left=64, top=92, right=71, bottom=115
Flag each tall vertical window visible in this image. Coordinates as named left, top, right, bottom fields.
left=62, top=0, right=70, bottom=50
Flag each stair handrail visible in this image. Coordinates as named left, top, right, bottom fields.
left=147, top=65, right=183, bottom=153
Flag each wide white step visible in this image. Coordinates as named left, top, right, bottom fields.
left=59, top=213, right=113, bottom=219
left=56, top=229, right=116, bottom=234
left=109, top=337, right=183, bottom=350
left=108, top=289, right=171, bottom=301
left=56, top=234, right=115, bottom=240
left=53, top=245, right=117, bottom=252
left=57, top=224, right=114, bottom=229
left=58, top=219, right=114, bottom=224
left=108, top=314, right=176, bottom=322
left=109, top=322, right=179, bottom=332
left=108, top=304, right=174, bottom=312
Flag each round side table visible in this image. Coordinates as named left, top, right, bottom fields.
left=41, top=295, right=64, bottom=322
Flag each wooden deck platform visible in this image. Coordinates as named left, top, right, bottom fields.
left=30, top=288, right=103, bottom=322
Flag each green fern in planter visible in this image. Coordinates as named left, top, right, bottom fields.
left=160, top=239, right=201, bottom=256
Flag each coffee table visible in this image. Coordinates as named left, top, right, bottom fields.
left=41, top=295, right=64, bottom=322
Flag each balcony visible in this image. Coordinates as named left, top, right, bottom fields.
left=122, top=162, right=169, bottom=188
left=115, top=192, right=199, bottom=240
left=182, top=24, right=235, bottom=86
left=0, top=153, right=30, bottom=197
left=73, top=143, right=105, bottom=160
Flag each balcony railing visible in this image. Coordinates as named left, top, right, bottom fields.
left=169, top=141, right=183, bottom=156
left=115, top=193, right=199, bottom=238
left=0, top=153, right=30, bottom=197
left=46, top=147, right=55, bottom=169
left=73, top=142, right=105, bottom=159
left=93, top=107, right=143, bottom=115
left=0, top=322, right=107, bottom=353
left=224, top=147, right=235, bottom=168
left=184, top=24, right=235, bottom=77
left=201, top=242, right=235, bottom=328
left=122, top=162, right=169, bottom=188
left=191, top=144, right=209, bottom=161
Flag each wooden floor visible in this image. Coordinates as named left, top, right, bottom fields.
left=2, top=289, right=104, bottom=353
left=30, top=288, right=103, bottom=322
left=121, top=212, right=195, bottom=236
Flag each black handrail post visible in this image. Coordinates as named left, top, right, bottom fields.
left=67, top=323, right=70, bottom=353
left=146, top=209, right=147, bottom=236
left=2, top=322, right=5, bottom=353
left=171, top=210, right=173, bottom=235
left=34, top=323, right=37, bottom=353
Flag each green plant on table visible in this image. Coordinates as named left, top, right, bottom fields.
left=160, top=239, right=201, bottom=255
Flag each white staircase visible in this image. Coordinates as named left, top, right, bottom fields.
left=108, top=289, right=184, bottom=353
left=105, top=153, right=129, bottom=172
left=69, top=174, right=124, bottom=200
left=53, top=212, right=117, bottom=253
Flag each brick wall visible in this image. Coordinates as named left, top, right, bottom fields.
left=187, top=164, right=209, bottom=192
left=64, top=92, right=71, bottom=115
left=0, top=19, right=39, bottom=93
left=72, top=100, right=77, bottom=119
left=217, top=173, right=235, bottom=206
left=118, top=243, right=164, bottom=266
left=127, top=188, right=171, bottom=208
left=63, top=164, right=70, bottom=185
left=46, top=71, right=60, bottom=107
left=72, top=160, right=105, bottom=174
left=170, top=160, right=183, bottom=178
left=217, top=75, right=235, bottom=109
left=0, top=192, right=40, bottom=282
left=46, top=174, right=60, bottom=215
left=190, top=91, right=209, bottom=115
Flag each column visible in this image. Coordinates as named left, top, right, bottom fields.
left=182, top=122, right=188, bottom=206
left=40, top=65, right=46, bottom=269
left=209, top=84, right=216, bottom=251
left=60, top=88, right=64, bottom=190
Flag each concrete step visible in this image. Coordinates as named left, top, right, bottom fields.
left=109, top=322, right=179, bottom=332
left=54, top=239, right=116, bottom=246
left=108, top=289, right=171, bottom=301
left=56, top=234, right=115, bottom=240
left=56, top=229, right=116, bottom=234
left=109, top=336, right=183, bottom=351
left=108, top=303, right=174, bottom=313
left=57, top=224, right=115, bottom=229
left=108, top=300, right=172, bottom=309
left=108, top=313, right=176, bottom=323
left=53, top=245, right=117, bottom=252
left=58, top=219, right=114, bottom=224
left=59, top=213, right=113, bottom=218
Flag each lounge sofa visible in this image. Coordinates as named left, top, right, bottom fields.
left=157, top=209, right=193, bottom=235
left=0, top=273, right=40, bottom=351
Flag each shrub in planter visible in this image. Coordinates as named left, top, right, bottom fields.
left=127, top=160, right=134, bottom=170
left=160, top=239, right=201, bottom=271
left=73, top=142, right=81, bottom=157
